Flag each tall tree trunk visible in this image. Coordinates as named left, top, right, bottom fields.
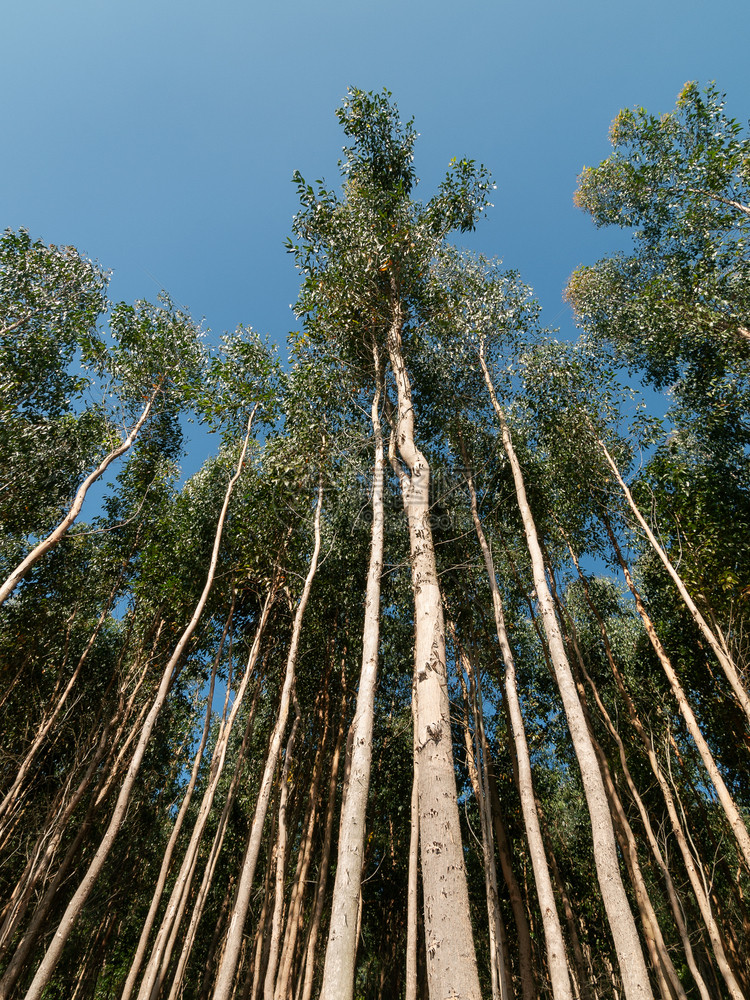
left=274, top=686, right=331, bottom=1000
left=0, top=553, right=133, bottom=830
left=320, top=348, right=385, bottom=1000
left=298, top=688, right=347, bottom=1000
left=0, top=380, right=164, bottom=607
left=20, top=416, right=255, bottom=1000
left=562, top=534, right=713, bottom=1000
left=596, top=434, right=750, bottom=727
left=449, top=623, right=512, bottom=1000
left=462, top=451, right=572, bottom=1000
left=479, top=343, right=654, bottom=1000
left=120, top=597, right=235, bottom=1000
left=135, top=580, right=277, bottom=1000
left=167, top=677, right=264, bottom=1000
left=405, top=680, right=420, bottom=1000
left=550, top=581, right=685, bottom=1000
left=602, top=516, right=750, bottom=873
left=264, top=695, right=301, bottom=1000
left=387, top=299, right=481, bottom=1000
left=212, top=476, right=324, bottom=1000
left=603, top=518, right=746, bottom=1000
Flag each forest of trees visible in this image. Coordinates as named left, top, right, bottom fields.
left=1, top=82, right=749, bottom=1000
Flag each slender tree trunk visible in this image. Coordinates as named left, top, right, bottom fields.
left=298, top=688, right=346, bottom=1000
left=462, top=452, right=573, bottom=1000
left=405, top=680, right=420, bottom=1000
left=449, top=624, right=512, bottom=1000
left=168, top=676, right=264, bottom=1000
left=544, top=554, right=688, bottom=1000
left=0, top=555, right=132, bottom=830
left=387, top=299, right=481, bottom=1000
left=596, top=435, right=750, bottom=726
left=264, top=695, right=301, bottom=1000
left=212, top=476, right=324, bottom=1000
left=562, top=535, right=713, bottom=1000
left=479, top=343, right=654, bottom=1000
left=136, top=579, right=277, bottom=1000
left=553, top=593, right=684, bottom=1000
left=120, top=598, right=234, bottom=1000
left=603, top=518, right=745, bottom=1000
left=320, top=348, right=385, bottom=1000
left=20, top=416, right=255, bottom=1000
left=602, top=517, right=750, bottom=872
left=485, top=764, right=536, bottom=1000
left=0, top=380, right=163, bottom=607
left=274, top=687, right=331, bottom=1000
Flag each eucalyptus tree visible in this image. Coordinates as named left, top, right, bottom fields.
left=0, top=286, right=204, bottom=606
left=514, top=333, right=750, bottom=996
left=427, top=251, right=656, bottom=1000
left=20, top=418, right=258, bottom=1000
left=289, top=87, right=496, bottom=1000
left=570, top=81, right=750, bottom=360
left=210, top=352, right=333, bottom=1000
left=0, top=228, right=108, bottom=585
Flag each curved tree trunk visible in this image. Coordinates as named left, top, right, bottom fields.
left=463, top=455, right=572, bottom=1000
left=449, top=625, right=512, bottom=1000
left=135, top=580, right=277, bottom=1000
left=120, top=598, right=234, bottom=1000
left=563, top=535, right=713, bottom=1000
left=298, top=688, right=347, bottom=1000
left=0, top=380, right=162, bottom=607
left=405, top=680, right=420, bottom=1000
left=479, top=344, right=654, bottom=1000
left=596, top=434, right=750, bottom=728
left=603, top=521, right=746, bottom=1000
left=319, top=348, right=385, bottom=1000
left=212, top=476, right=324, bottom=1000
left=166, top=678, right=264, bottom=1000
left=20, top=415, right=255, bottom=1000
left=263, top=695, right=301, bottom=1000
left=387, top=301, right=481, bottom=1000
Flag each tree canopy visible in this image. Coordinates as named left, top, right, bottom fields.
left=1, top=83, right=750, bottom=1000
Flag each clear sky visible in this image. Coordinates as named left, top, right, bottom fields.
left=2, top=0, right=748, bottom=409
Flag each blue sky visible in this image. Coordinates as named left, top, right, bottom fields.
left=2, top=0, right=748, bottom=443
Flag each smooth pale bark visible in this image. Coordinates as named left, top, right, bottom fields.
left=319, top=352, right=385, bottom=1000
left=136, top=581, right=277, bottom=1000
left=563, top=537, right=712, bottom=1000
left=387, top=301, right=481, bottom=1000
left=448, top=623, right=510, bottom=1000
left=554, top=595, right=686, bottom=1000
left=0, top=631, right=158, bottom=988
left=463, top=460, right=572, bottom=1000
left=405, top=684, right=419, bottom=1000
left=1, top=673, right=156, bottom=994
left=167, top=679, right=264, bottom=1000
left=603, top=522, right=746, bottom=999
left=479, top=344, right=654, bottom=1000
left=601, top=513, right=750, bottom=873
left=212, top=477, right=324, bottom=1000
left=0, top=559, right=130, bottom=830
left=264, top=696, right=301, bottom=1000
left=597, top=434, right=750, bottom=728
left=21, top=416, right=255, bottom=1000
left=0, top=380, right=163, bottom=607
left=298, top=689, right=346, bottom=1000
left=583, top=664, right=707, bottom=1000
left=273, top=688, right=331, bottom=1000
left=485, top=762, right=536, bottom=1000
left=120, top=600, right=233, bottom=1000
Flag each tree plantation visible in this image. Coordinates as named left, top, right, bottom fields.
left=2, top=83, right=750, bottom=1000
